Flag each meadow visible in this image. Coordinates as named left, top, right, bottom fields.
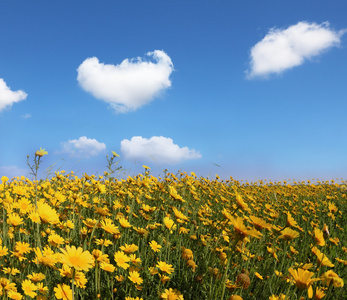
left=0, top=150, right=346, bottom=300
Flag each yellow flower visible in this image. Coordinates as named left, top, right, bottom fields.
left=278, top=227, right=300, bottom=241
left=59, top=245, right=94, bottom=271
left=288, top=267, right=319, bottom=298
left=120, top=244, right=138, bottom=254
left=100, top=219, right=120, bottom=235
left=37, top=201, right=60, bottom=224
left=3, top=268, right=20, bottom=276
left=48, top=233, right=65, bottom=247
left=0, top=245, right=9, bottom=257
left=35, top=147, right=48, bottom=157
left=27, top=273, right=45, bottom=283
left=313, top=227, right=325, bottom=246
left=320, top=270, right=344, bottom=287
left=54, top=284, right=72, bottom=300
left=15, top=241, right=32, bottom=255
left=7, top=213, right=24, bottom=227
left=314, top=287, right=326, bottom=300
left=112, top=151, right=120, bottom=157
left=311, top=247, right=334, bottom=267
left=7, top=290, right=23, bottom=299
left=22, top=279, right=37, bottom=298
left=156, top=261, right=174, bottom=274
left=114, top=251, right=130, bottom=270
left=100, top=262, right=116, bottom=273
left=161, top=288, right=184, bottom=300
left=230, top=216, right=262, bottom=240
left=34, top=246, right=59, bottom=268
left=163, top=217, right=177, bottom=231
left=118, top=217, right=132, bottom=228
left=128, top=270, right=143, bottom=285
left=149, top=240, right=162, bottom=252
left=181, top=247, right=193, bottom=260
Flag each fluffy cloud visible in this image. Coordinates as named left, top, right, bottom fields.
left=0, top=78, right=27, bottom=112
left=120, top=136, right=202, bottom=164
left=247, top=22, right=345, bottom=78
left=60, top=136, right=106, bottom=158
left=77, top=50, right=174, bottom=113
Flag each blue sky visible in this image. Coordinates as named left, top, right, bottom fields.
left=1, top=1, right=347, bottom=182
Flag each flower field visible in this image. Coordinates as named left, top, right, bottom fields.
left=0, top=153, right=346, bottom=299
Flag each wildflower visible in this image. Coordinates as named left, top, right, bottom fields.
left=129, top=254, right=142, bottom=265
left=278, top=227, right=300, bottom=241
left=15, top=242, right=32, bottom=255
left=37, top=201, right=60, bottom=224
left=112, top=151, right=119, bottom=157
left=228, top=296, right=243, bottom=300
left=114, top=251, right=130, bottom=270
left=314, top=287, right=326, bottom=300
left=7, top=290, right=23, bottom=299
left=313, top=228, right=325, bottom=246
left=120, top=243, right=138, bottom=254
left=311, top=247, right=334, bottom=267
left=54, top=284, right=72, bottom=300
left=118, top=217, right=132, bottom=228
left=320, top=270, right=344, bottom=287
left=186, top=259, right=197, bottom=272
left=34, top=246, right=59, bottom=268
left=7, top=213, right=24, bottom=227
left=322, top=224, right=329, bottom=238
left=230, top=216, right=262, bottom=240
left=48, top=233, right=65, bottom=247
left=249, top=215, right=272, bottom=231
left=17, top=198, right=34, bottom=214
left=128, top=270, right=143, bottom=285
left=3, top=267, right=20, bottom=276
left=236, top=193, right=249, bottom=211
left=161, top=288, right=184, bottom=300
left=95, top=239, right=113, bottom=247
left=100, top=262, right=116, bottom=273
left=156, top=261, right=175, bottom=274
left=255, top=272, right=263, bottom=280
left=22, top=279, right=37, bottom=298
left=288, top=267, right=319, bottom=298
left=35, top=147, right=48, bottom=157
left=27, top=273, right=45, bottom=282
left=269, top=295, right=287, bottom=300
left=0, top=246, right=8, bottom=257
left=100, top=219, right=120, bottom=235
left=149, top=240, right=162, bottom=252
left=73, top=271, right=87, bottom=289
left=163, top=217, right=176, bottom=231
left=59, top=245, right=94, bottom=271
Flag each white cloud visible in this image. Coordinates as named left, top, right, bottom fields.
left=0, top=166, right=29, bottom=179
left=0, top=78, right=27, bottom=111
left=22, top=113, right=31, bottom=119
left=120, top=136, right=202, bottom=164
left=60, top=136, right=106, bottom=158
left=247, top=21, right=345, bottom=78
left=77, top=50, right=174, bottom=113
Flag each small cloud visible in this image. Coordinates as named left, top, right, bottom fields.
left=0, top=165, right=29, bottom=179
left=22, top=113, right=31, bottom=119
left=120, top=136, right=202, bottom=164
left=0, top=78, right=27, bottom=112
left=60, top=136, right=106, bottom=158
left=246, top=21, right=345, bottom=78
left=77, top=50, right=174, bottom=113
